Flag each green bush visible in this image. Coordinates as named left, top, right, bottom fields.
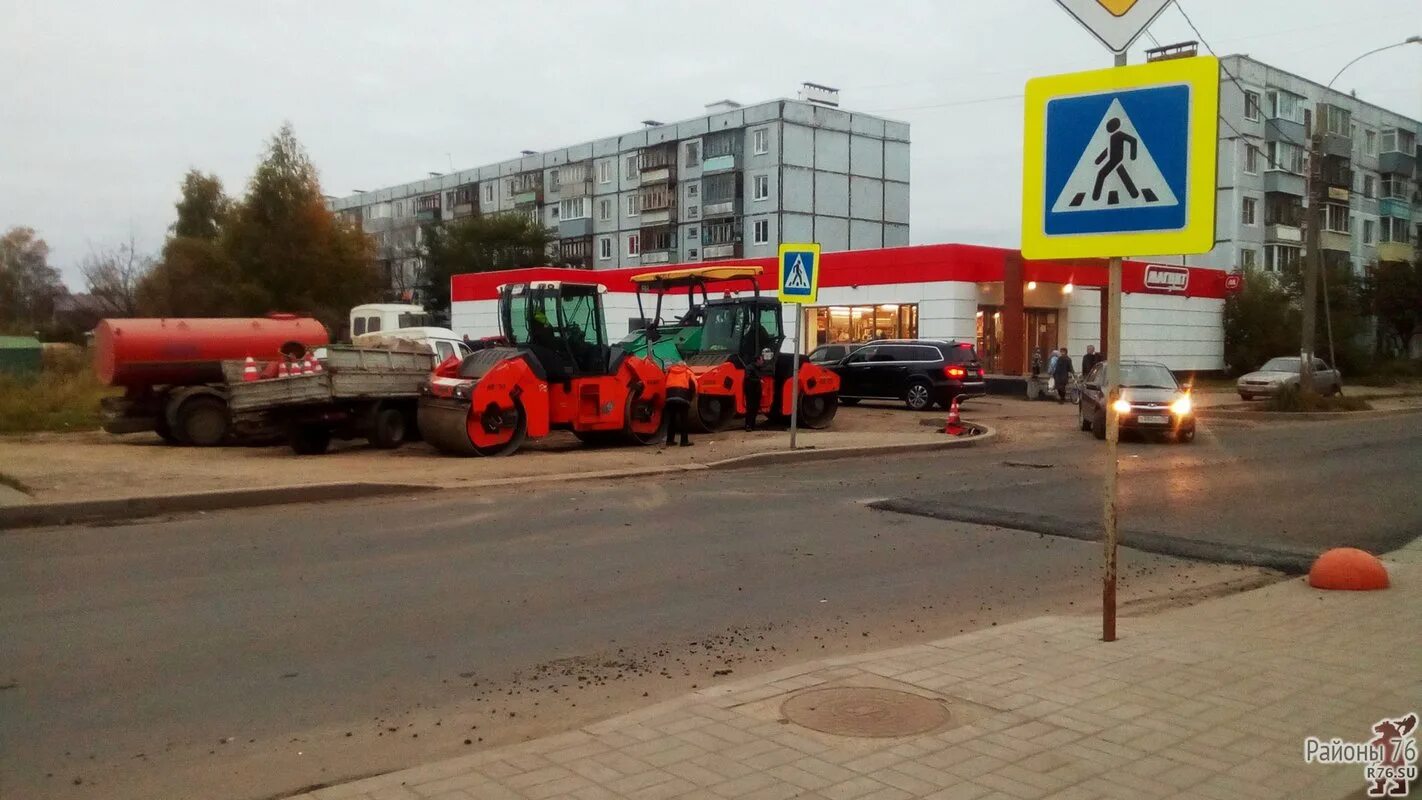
left=1264, top=384, right=1372, bottom=413
left=1351, top=359, right=1422, bottom=387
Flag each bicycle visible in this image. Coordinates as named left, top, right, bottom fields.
left=1065, top=374, right=1084, bottom=406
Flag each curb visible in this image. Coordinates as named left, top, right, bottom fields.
left=0, top=426, right=996, bottom=531
left=0, top=482, right=433, bottom=532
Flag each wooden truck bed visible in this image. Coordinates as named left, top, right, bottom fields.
left=223, top=346, right=435, bottom=416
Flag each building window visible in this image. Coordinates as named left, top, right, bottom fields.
left=1381, top=217, right=1412, bottom=244
left=753, top=127, right=769, bottom=155
left=559, top=197, right=588, bottom=220
left=598, top=237, right=612, bottom=260
left=1243, top=144, right=1259, bottom=175
left=685, top=141, right=700, bottom=167
left=752, top=218, right=769, bottom=245
left=484, top=184, right=495, bottom=203
left=1266, top=89, right=1305, bottom=124
left=627, top=234, right=640, bottom=256
left=1266, top=141, right=1305, bottom=174
left=1364, top=129, right=1377, bottom=156
left=1240, top=196, right=1257, bottom=225
left=1239, top=248, right=1257, bottom=269
left=687, top=207, right=699, bottom=219
left=626, top=194, right=640, bottom=217
left=1324, top=203, right=1350, bottom=233
left=814, top=305, right=919, bottom=345
left=1264, top=245, right=1300, bottom=273
left=598, top=160, right=611, bottom=184
left=598, top=198, right=612, bottom=221
left=1363, top=218, right=1377, bottom=245
left=1323, top=105, right=1351, bottom=137
left=687, top=183, right=698, bottom=199
left=1381, top=128, right=1417, bottom=154
left=753, top=174, right=770, bottom=201
left=1381, top=174, right=1410, bottom=200
left=687, top=227, right=698, bottom=240
left=1362, top=173, right=1376, bottom=199
left=1244, top=90, right=1260, bottom=122
left=624, top=156, right=638, bottom=181
left=548, top=169, right=560, bottom=190
left=688, top=249, right=698, bottom=260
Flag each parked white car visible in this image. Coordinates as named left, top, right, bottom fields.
left=1237, top=357, right=1343, bottom=399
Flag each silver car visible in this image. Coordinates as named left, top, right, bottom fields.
left=1237, top=356, right=1343, bottom=399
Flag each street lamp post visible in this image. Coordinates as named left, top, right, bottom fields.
left=1299, top=36, right=1421, bottom=393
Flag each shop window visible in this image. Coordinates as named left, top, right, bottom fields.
left=811, top=304, right=918, bottom=346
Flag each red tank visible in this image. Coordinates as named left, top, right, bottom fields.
left=93, top=315, right=330, bottom=387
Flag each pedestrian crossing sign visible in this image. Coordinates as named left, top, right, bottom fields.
left=778, top=243, right=820, bottom=304
left=1021, top=55, right=1218, bottom=259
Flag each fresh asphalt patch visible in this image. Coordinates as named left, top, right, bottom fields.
left=869, top=499, right=1317, bottom=574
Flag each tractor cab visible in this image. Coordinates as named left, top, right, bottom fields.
left=624, top=265, right=776, bottom=369
left=695, top=296, right=783, bottom=369
left=499, top=281, right=610, bottom=380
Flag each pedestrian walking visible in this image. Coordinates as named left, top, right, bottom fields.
left=1052, top=346, right=1075, bottom=404
left=664, top=361, right=695, bottom=447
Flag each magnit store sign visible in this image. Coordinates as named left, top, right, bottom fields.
left=1142, top=264, right=1189, bottom=293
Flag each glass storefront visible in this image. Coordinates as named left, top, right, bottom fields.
left=811, top=304, right=918, bottom=345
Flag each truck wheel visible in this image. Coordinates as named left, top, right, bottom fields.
left=177, top=397, right=229, bottom=447
left=154, top=413, right=180, bottom=444
left=369, top=407, right=407, bottom=449
left=289, top=425, right=332, bottom=455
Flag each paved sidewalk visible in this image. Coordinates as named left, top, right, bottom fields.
left=293, top=542, right=1421, bottom=800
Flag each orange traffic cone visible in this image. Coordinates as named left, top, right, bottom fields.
left=944, top=396, right=964, bottom=436
left=278, top=360, right=290, bottom=378
left=309, top=354, right=323, bottom=374
left=242, top=356, right=259, bottom=382
left=301, top=355, right=313, bottom=375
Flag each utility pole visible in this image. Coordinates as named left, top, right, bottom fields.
left=1299, top=127, right=1322, bottom=393
left=1101, top=49, right=1127, bottom=644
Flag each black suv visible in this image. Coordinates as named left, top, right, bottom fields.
left=832, top=339, right=986, bottom=410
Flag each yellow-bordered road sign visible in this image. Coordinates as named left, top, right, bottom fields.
left=1053, top=0, right=1175, bottom=54
left=777, top=243, right=820, bottom=304
left=1021, top=55, right=1219, bottom=260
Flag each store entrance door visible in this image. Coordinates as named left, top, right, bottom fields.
left=1024, top=309, right=1059, bottom=372
left=976, top=306, right=1004, bottom=373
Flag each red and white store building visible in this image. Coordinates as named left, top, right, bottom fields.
left=449, top=243, right=1229, bottom=375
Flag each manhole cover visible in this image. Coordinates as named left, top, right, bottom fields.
left=780, top=687, right=951, bottom=738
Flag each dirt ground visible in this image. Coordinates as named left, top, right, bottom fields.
left=0, top=400, right=1007, bottom=504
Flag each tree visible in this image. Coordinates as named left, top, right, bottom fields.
left=220, top=123, right=380, bottom=330
left=81, top=233, right=154, bottom=317
left=172, top=170, right=229, bottom=240
left=0, top=226, right=66, bottom=334
left=1365, top=258, right=1422, bottom=357
left=419, top=214, right=556, bottom=311
left=1223, top=267, right=1297, bottom=375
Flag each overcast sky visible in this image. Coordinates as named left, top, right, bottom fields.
left=6, top=0, right=1420, bottom=287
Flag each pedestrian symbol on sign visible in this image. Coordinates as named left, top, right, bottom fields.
left=1053, top=98, right=1177, bottom=213
left=785, top=254, right=811, bottom=290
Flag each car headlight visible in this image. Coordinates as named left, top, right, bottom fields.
left=453, top=383, right=472, bottom=400
left=1170, top=395, right=1192, bottom=415
left=1111, top=398, right=1132, bottom=415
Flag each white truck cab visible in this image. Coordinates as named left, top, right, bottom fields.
left=349, top=304, right=430, bottom=337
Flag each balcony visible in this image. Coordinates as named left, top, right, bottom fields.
left=1264, top=117, right=1305, bottom=144
left=1377, top=241, right=1415, bottom=263
left=1266, top=224, right=1303, bottom=243
left=638, top=250, right=673, bottom=265
left=558, top=217, right=592, bottom=239
left=513, top=189, right=541, bottom=206
left=1319, top=230, right=1352, bottom=252
left=1263, top=170, right=1305, bottom=196
left=558, top=236, right=594, bottom=270
left=1321, top=132, right=1352, bottom=158
left=702, top=154, right=736, bottom=174
left=702, top=242, right=742, bottom=260
left=1380, top=197, right=1412, bottom=219
left=415, top=208, right=440, bottom=223
left=1379, top=150, right=1416, bottom=177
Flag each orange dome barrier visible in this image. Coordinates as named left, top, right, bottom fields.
left=1308, top=548, right=1390, bottom=591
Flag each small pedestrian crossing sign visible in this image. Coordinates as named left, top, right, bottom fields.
left=777, top=243, right=820, bottom=304
left=1021, top=55, right=1219, bottom=259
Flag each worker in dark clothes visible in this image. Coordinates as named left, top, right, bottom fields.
left=1081, top=345, right=1099, bottom=375
left=1052, top=346, right=1075, bottom=404
left=664, top=361, right=696, bottom=447
left=743, top=348, right=772, bottom=431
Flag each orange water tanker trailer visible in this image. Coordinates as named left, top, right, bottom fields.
left=94, top=315, right=329, bottom=445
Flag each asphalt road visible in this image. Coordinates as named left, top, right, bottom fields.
left=1, top=408, right=1417, bottom=800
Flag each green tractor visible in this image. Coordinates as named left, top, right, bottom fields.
left=619, top=265, right=840, bottom=431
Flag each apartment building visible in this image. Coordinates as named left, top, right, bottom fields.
left=327, top=86, right=910, bottom=298
left=1207, top=54, right=1421, bottom=277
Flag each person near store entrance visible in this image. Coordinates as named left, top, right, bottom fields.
left=1081, top=344, right=1099, bottom=375
left=742, top=347, right=773, bottom=431
left=1052, top=346, right=1075, bottom=404
left=664, top=361, right=696, bottom=447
